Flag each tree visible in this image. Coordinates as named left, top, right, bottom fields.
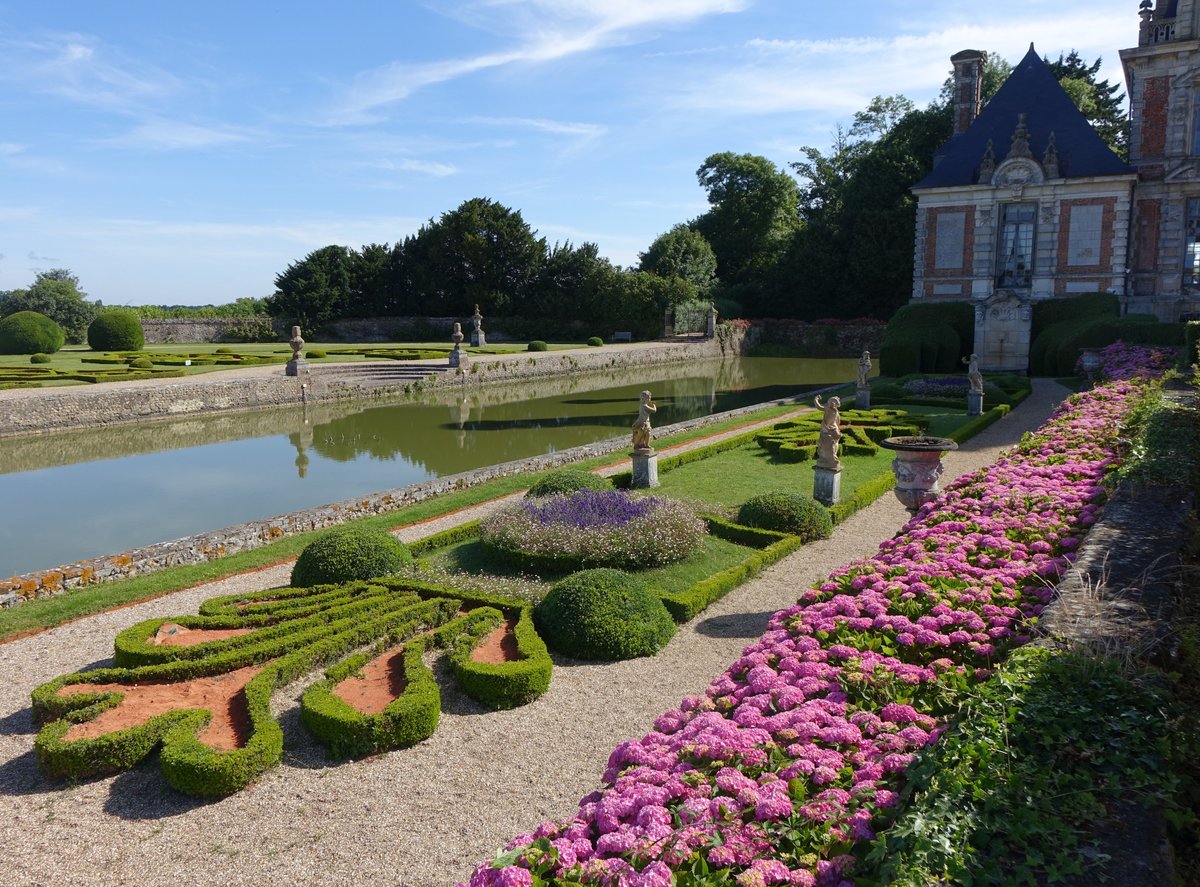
left=353, top=242, right=402, bottom=316
left=693, top=152, right=800, bottom=289
left=0, top=269, right=99, bottom=343
left=398, top=198, right=545, bottom=316
left=784, top=99, right=952, bottom=320
left=530, top=241, right=611, bottom=321
left=638, top=225, right=718, bottom=295
left=266, top=245, right=356, bottom=330
left=1045, top=50, right=1127, bottom=157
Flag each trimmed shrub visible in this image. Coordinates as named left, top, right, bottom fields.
left=736, top=492, right=832, bottom=541
left=527, top=340, right=548, bottom=352
left=291, top=526, right=413, bottom=587
left=306, top=349, right=327, bottom=358
left=29, top=352, right=51, bottom=364
left=880, top=302, right=971, bottom=375
left=525, top=467, right=611, bottom=498
left=0, top=311, right=66, bottom=355
left=128, top=357, right=153, bottom=369
left=587, top=336, right=604, bottom=346
left=534, top=569, right=675, bottom=660
left=214, top=347, right=235, bottom=354
left=87, top=310, right=145, bottom=352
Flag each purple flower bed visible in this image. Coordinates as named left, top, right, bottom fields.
left=461, top=349, right=1165, bottom=887
left=481, top=489, right=708, bottom=571
left=526, top=489, right=658, bottom=529
left=1089, top=341, right=1177, bottom=381
left=900, top=376, right=970, bottom=398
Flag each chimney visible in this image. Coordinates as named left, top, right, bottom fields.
left=951, top=50, right=987, bottom=135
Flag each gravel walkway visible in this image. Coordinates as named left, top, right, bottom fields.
left=0, top=380, right=1069, bottom=887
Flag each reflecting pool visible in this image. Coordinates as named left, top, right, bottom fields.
left=0, top=357, right=860, bottom=576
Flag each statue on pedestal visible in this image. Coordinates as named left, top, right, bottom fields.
left=964, top=353, right=984, bottom=393
left=857, top=350, right=872, bottom=388
left=449, top=322, right=468, bottom=368
left=813, top=394, right=842, bottom=470
left=471, top=304, right=486, bottom=347
left=632, top=390, right=657, bottom=451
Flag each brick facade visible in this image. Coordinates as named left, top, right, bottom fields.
left=1141, top=76, right=1170, bottom=158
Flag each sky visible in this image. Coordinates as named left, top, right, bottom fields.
left=0, top=0, right=1139, bottom=306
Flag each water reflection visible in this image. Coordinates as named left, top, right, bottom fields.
left=0, top=356, right=859, bottom=576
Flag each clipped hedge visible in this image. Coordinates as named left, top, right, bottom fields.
left=736, top=492, right=832, bottom=541
left=291, top=526, right=412, bottom=587
left=87, top=310, right=145, bottom=352
left=881, top=302, right=972, bottom=375
left=534, top=569, right=676, bottom=661
left=0, top=311, right=65, bottom=355
left=438, top=606, right=552, bottom=709
left=301, top=633, right=441, bottom=760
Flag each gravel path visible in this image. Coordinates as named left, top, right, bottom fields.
left=0, top=381, right=1069, bottom=887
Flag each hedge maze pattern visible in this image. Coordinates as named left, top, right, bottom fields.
left=754, top=408, right=927, bottom=462
left=32, top=578, right=550, bottom=797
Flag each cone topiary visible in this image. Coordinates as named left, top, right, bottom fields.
left=291, top=526, right=413, bottom=587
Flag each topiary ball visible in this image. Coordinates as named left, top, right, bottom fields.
left=525, top=467, right=611, bottom=498
left=306, top=349, right=327, bottom=358
left=88, top=310, right=144, bottom=352
left=29, top=352, right=51, bottom=364
left=290, top=526, right=413, bottom=587
left=737, top=492, right=832, bottom=541
left=128, top=357, right=153, bottom=369
left=527, top=340, right=548, bottom=352
left=587, top=336, right=603, bottom=347
left=534, top=568, right=675, bottom=661
left=0, top=311, right=66, bottom=355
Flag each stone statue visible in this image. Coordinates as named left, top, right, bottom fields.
left=857, top=350, right=872, bottom=388
left=632, top=389, right=657, bottom=451
left=813, top=394, right=842, bottom=470
left=449, top=322, right=467, bottom=368
left=964, top=353, right=984, bottom=393
left=471, top=304, right=486, bottom=347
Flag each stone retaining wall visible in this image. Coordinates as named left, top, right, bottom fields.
left=0, top=391, right=808, bottom=606
left=141, top=317, right=284, bottom=344
left=751, top=320, right=885, bottom=356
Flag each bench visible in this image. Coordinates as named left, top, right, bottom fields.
left=611, top=331, right=633, bottom=342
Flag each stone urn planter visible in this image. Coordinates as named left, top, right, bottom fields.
left=880, top=435, right=959, bottom=511
left=1078, top=347, right=1102, bottom=382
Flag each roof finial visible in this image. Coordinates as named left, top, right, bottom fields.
left=1010, top=113, right=1032, bottom=159
left=978, top=139, right=996, bottom=183
left=1042, top=132, right=1059, bottom=178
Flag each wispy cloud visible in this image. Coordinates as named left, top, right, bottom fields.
left=0, top=33, right=177, bottom=113
left=330, top=0, right=750, bottom=121
left=357, top=158, right=460, bottom=177
left=97, top=118, right=256, bottom=150
left=662, top=16, right=1132, bottom=117
left=27, top=251, right=59, bottom=262
left=466, top=116, right=608, bottom=139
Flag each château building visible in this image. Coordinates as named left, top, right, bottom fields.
left=910, top=0, right=1200, bottom=371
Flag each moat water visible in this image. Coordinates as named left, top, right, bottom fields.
left=0, top=356, right=860, bottom=577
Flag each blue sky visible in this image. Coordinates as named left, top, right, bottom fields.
left=0, top=0, right=1137, bottom=306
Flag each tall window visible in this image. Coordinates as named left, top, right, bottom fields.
left=996, top=203, right=1036, bottom=288
left=1186, top=198, right=1200, bottom=285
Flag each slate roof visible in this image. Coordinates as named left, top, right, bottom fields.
left=914, top=45, right=1134, bottom=189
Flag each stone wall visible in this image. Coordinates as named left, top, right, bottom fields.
left=141, top=318, right=284, bottom=344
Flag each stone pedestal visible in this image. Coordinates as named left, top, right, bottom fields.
left=449, top=347, right=468, bottom=369
left=471, top=330, right=486, bottom=348
left=967, top=391, right=983, bottom=416
left=856, top=385, right=871, bottom=409
left=812, top=465, right=841, bottom=507
left=631, top=449, right=660, bottom=488
left=285, top=358, right=308, bottom=377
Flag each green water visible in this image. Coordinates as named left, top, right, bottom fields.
left=0, top=356, right=858, bottom=576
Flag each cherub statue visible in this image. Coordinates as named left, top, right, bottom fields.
left=813, top=394, right=842, bottom=470
left=632, top=389, right=657, bottom=451
left=963, top=353, right=984, bottom=394
left=857, top=350, right=872, bottom=388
